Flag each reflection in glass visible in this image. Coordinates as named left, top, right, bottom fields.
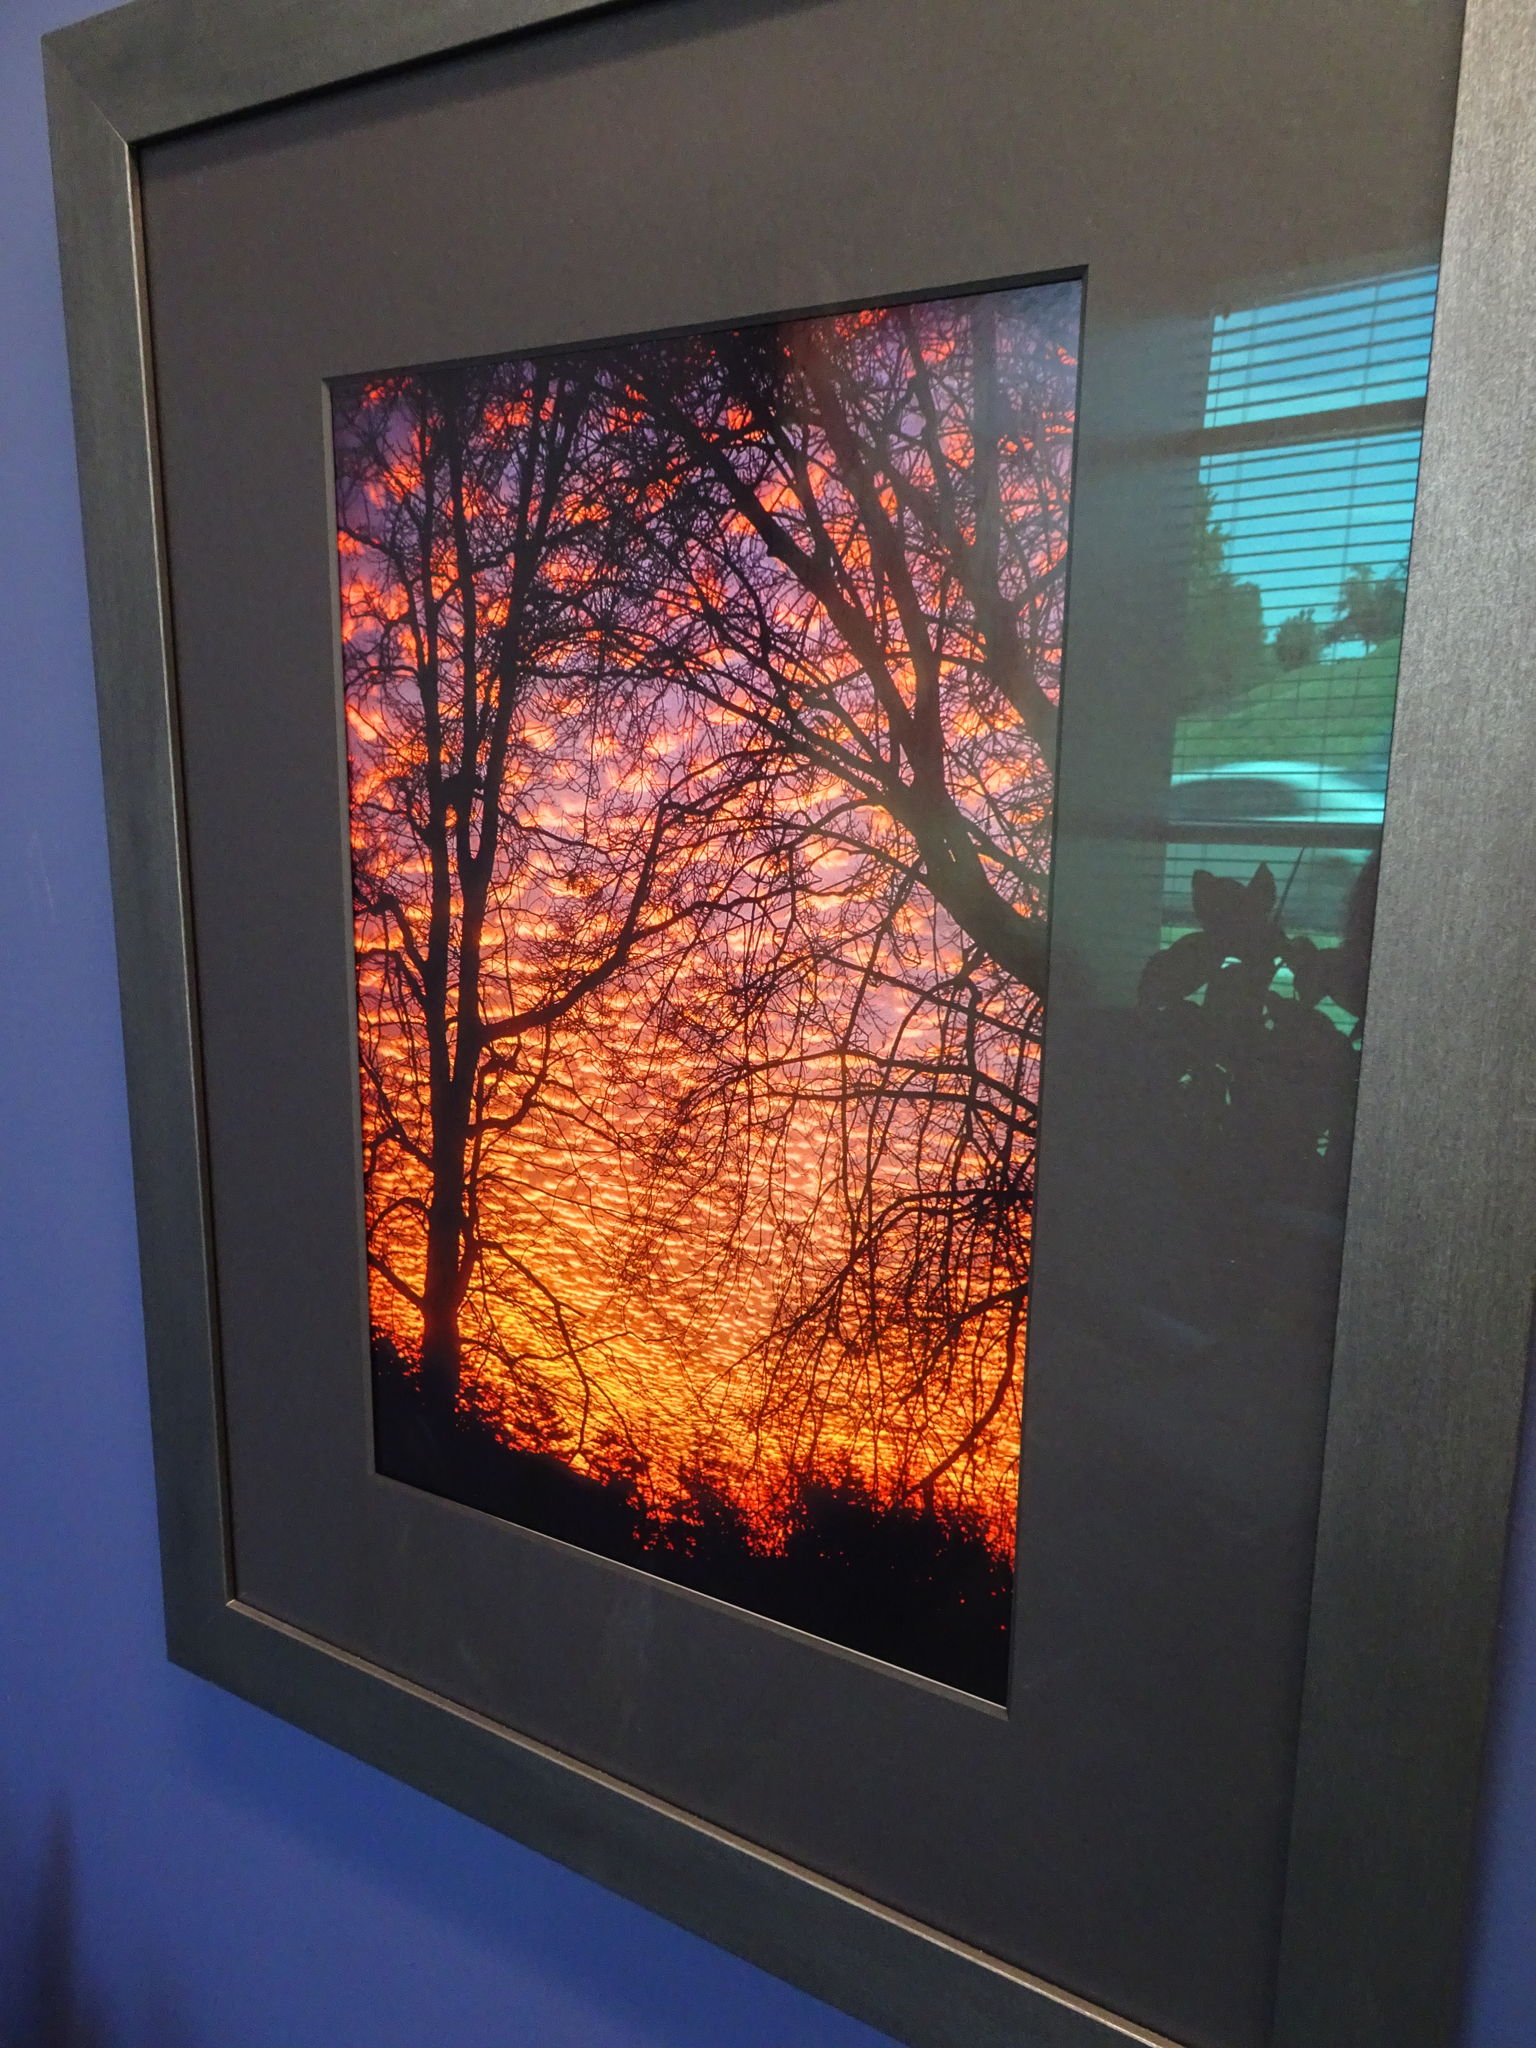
left=1203, top=266, right=1437, bottom=424
left=1166, top=267, right=1435, bottom=957
left=1126, top=267, right=1434, bottom=1305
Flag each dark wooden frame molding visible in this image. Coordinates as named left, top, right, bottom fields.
left=42, top=1, right=1536, bottom=2042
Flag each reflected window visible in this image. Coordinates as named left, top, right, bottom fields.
left=1167, top=265, right=1436, bottom=941
left=1204, top=266, right=1437, bottom=425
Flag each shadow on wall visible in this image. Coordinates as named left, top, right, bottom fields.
left=4, top=1808, right=199, bottom=2048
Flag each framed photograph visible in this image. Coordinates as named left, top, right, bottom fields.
left=42, top=2, right=1536, bottom=2044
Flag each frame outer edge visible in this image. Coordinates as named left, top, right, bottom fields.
left=44, top=0, right=1532, bottom=2044
left=42, top=46, right=234, bottom=1649
left=42, top=0, right=651, bottom=141
left=1271, top=0, right=1536, bottom=2041
left=194, top=1603, right=1182, bottom=2048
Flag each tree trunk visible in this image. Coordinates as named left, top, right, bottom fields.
left=418, top=1142, right=467, bottom=1412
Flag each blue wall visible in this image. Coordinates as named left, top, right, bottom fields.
left=0, top=6, right=1529, bottom=2044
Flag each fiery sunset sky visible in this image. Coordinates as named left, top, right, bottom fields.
left=334, top=279, right=1081, bottom=1564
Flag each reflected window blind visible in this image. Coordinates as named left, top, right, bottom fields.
left=1204, top=267, right=1438, bottom=426
left=1174, top=266, right=1438, bottom=796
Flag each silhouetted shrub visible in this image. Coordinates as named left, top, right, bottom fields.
left=371, top=1335, right=1011, bottom=1701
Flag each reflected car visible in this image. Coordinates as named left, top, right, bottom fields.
left=1163, top=760, right=1384, bottom=939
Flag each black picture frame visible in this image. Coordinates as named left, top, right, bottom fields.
left=41, top=2, right=1536, bottom=2044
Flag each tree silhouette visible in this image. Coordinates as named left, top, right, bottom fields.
left=333, top=281, right=1082, bottom=1620
left=1273, top=608, right=1323, bottom=672
left=1324, top=565, right=1407, bottom=651
left=605, top=287, right=1078, bottom=995
left=1181, top=484, right=1267, bottom=710
left=338, top=361, right=737, bottom=1412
